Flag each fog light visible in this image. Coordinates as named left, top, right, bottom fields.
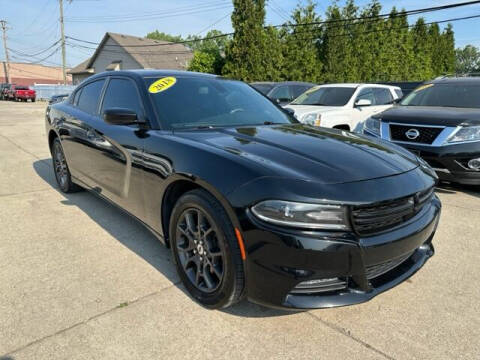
left=468, top=158, right=480, bottom=170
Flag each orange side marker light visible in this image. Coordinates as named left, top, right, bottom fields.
left=235, top=228, right=246, bottom=260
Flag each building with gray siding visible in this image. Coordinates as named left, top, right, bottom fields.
left=68, top=32, right=193, bottom=85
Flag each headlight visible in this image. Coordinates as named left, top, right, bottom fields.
left=251, top=200, right=350, bottom=230
left=364, top=117, right=381, bottom=136
left=301, top=113, right=321, bottom=126
left=447, top=126, right=480, bottom=143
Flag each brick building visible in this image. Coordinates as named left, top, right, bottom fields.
left=1, top=62, right=72, bottom=86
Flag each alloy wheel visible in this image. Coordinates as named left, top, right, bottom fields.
left=176, top=208, right=225, bottom=293
left=53, top=142, right=68, bottom=188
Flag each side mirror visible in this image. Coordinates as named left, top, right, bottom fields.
left=355, top=99, right=372, bottom=107
left=275, top=97, right=291, bottom=104
left=103, top=108, right=139, bottom=125
left=284, top=107, right=295, bottom=116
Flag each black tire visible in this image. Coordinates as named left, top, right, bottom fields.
left=169, top=189, right=245, bottom=309
left=51, top=138, right=83, bottom=193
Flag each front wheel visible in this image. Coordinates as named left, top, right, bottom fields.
left=170, top=189, right=245, bottom=309
left=51, top=138, right=83, bottom=193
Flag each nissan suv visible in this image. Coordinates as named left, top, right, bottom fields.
left=356, top=77, right=480, bottom=185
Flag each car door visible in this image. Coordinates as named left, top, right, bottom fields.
left=351, top=87, right=378, bottom=127
left=373, top=87, right=395, bottom=114
left=269, top=85, right=292, bottom=105
left=66, top=76, right=147, bottom=217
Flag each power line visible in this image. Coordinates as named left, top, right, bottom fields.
left=65, top=1, right=480, bottom=48
left=307, top=13, right=480, bottom=42
left=65, top=2, right=232, bottom=23
left=195, top=12, right=231, bottom=35
left=65, top=0, right=229, bottom=21
left=8, top=40, right=60, bottom=57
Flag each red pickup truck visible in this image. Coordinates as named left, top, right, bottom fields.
left=7, top=85, right=36, bottom=102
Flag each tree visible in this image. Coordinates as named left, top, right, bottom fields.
left=320, top=1, right=348, bottom=82
left=222, top=0, right=267, bottom=81
left=411, top=18, right=434, bottom=80
left=455, top=45, right=480, bottom=74
left=428, top=23, right=443, bottom=76
left=186, top=30, right=228, bottom=75
left=188, top=51, right=219, bottom=74
left=441, top=24, right=455, bottom=75
left=146, top=30, right=183, bottom=43
left=282, top=1, right=322, bottom=82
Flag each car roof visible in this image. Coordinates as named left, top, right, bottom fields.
left=428, top=77, right=480, bottom=84
left=86, top=69, right=220, bottom=82
left=252, top=81, right=316, bottom=86
left=318, top=83, right=399, bottom=89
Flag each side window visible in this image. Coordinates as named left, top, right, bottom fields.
left=101, top=78, right=143, bottom=118
left=77, top=80, right=105, bottom=115
left=394, top=89, right=403, bottom=99
left=356, top=88, right=376, bottom=105
left=291, top=85, right=311, bottom=99
left=270, top=86, right=292, bottom=101
left=373, top=88, right=393, bottom=105
left=72, top=89, right=82, bottom=106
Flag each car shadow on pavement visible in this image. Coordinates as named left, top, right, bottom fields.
left=33, top=160, right=293, bottom=318
left=435, top=182, right=480, bottom=198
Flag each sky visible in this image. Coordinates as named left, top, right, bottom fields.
left=1, top=0, right=480, bottom=69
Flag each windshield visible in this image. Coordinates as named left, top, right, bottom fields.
left=291, top=86, right=356, bottom=106
left=251, top=83, right=274, bottom=95
left=401, top=83, right=480, bottom=108
left=145, top=76, right=295, bottom=130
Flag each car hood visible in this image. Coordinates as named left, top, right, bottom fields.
left=176, top=124, right=419, bottom=185
left=376, top=106, right=480, bottom=127
left=284, top=105, right=342, bottom=118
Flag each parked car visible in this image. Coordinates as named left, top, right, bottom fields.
left=285, top=83, right=402, bottom=131
left=380, top=81, right=421, bottom=97
left=355, top=77, right=480, bottom=186
left=49, top=94, right=70, bottom=105
left=0, top=83, right=11, bottom=100
left=250, top=81, right=316, bottom=106
left=7, top=85, right=36, bottom=102
left=46, top=70, right=440, bottom=309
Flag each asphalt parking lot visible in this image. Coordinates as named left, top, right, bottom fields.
left=0, top=101, right=479, bottom=360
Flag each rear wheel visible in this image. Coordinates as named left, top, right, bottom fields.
left=170, top=189, right=244, bottom=309
left=51, top=138, right=83, bottom=193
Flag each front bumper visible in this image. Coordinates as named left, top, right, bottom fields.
left=240, top=196, right=441, bottom=309
left=358, top=125, right=480, bottom=185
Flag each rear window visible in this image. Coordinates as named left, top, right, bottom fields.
left=401, top=83, right=480, bottom=108
left=16, top=86, right=29, bottom=90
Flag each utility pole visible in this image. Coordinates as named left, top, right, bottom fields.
left=0, top=20, right=11, bottom=84
left=59, top=0, right=67, bottom=85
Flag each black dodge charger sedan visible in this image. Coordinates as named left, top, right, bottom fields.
left=357, top=77, right=480, bottom=185
left=45, top=70, right=441, bottom=309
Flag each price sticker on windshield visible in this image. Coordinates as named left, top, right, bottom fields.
left=149, top=77, right=177, bottom=93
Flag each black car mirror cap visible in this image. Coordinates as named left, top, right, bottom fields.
left=103, top=108, right=142, bottom=125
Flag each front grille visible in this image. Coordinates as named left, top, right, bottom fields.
left=365, top=251, right=414, bottom=279
left=351, top=187, right=434, bottom=236
left=390, top=124, right=443, bottom=144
